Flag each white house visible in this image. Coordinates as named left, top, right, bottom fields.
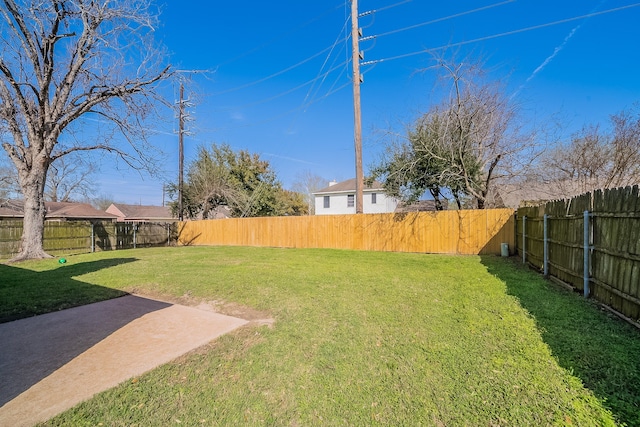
left=313, top=178, right=398, bottom=215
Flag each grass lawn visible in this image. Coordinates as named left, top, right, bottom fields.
left=2, top=246, right=639, bottom=426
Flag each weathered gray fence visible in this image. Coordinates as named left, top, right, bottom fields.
left=516, top=186, right=640, bottom=323
left=0, top=220, right=177, bottom=259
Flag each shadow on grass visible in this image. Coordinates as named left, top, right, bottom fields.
left=0, top=257, right=137, bottom=323
left=481, top=255, right=640, bottom=427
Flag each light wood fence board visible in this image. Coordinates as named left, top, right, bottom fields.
left=177, top=209, right=515, bottom=256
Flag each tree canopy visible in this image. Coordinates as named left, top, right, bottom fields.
left=172, top=143, right=307, bottom=219
left=370, top=58, right=533, bottom=209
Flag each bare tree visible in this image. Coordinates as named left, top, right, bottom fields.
left=0, top=163, right=14, bottom=201
left=45, top=154, right=96, bottom=202
left=604, top=108, right=640, bottom=187
left=371, top=57, right=535, bottom=209
left=538, top=107, right=640, bottom=196
left=0, top=156, right=18, bottom=199
left=0, top=0, right=170, bottom=260
left=291, top=170, right=327, bottom=215
left=86, top=192, right=117, bottom=211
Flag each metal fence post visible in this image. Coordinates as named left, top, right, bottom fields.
left=522, top=216, right=527, bottom=264
left=584, top=210, right=590, bottom=298
left=543, top=214, right=548, bottom=278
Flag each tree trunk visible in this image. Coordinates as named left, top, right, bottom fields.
left=476, top=197, right=486, bottom=210
left=11, top=171, right=52, bottom=261
left=428, top=188, right=444, bottom=211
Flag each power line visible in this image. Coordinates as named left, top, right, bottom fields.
left=360, top=0, right=515, bottom=42
left=314, top=62, right=351, bottom=108
left=210, top=58, right=351, bottom=112
left=301, top=15, right=351, bottom=112
left=211, top=40, right=348, bottom=96
left=210, top=4, right=350, bottom=96
left=204, top=80, right=353, bottom=134
left=361, top=2, right=640, bottom=66
left=202, top=1, right=521, bottom=134
left=285, top=8, right=351, bottom=133
left=304, top=45, right=350, bottom=110
left=307, top=80, right=352, bottom=110
left=359, top=0, right=413, bottom=18
left=214, top=2, right=347, bottom=69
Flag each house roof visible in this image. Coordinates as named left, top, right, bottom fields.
left=46, top=202, right=118, bottom=220
left=395, top=200, right=449, bottom=212
left=313, top=178, right=385, bottom=195
left=0, top=200, right=118, bottom=220
left=0, top=199, right=23, bottom=218
left=107, top=203, right=174, bottom=221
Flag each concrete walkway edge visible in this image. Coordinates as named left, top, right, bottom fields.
left=0, top=295, right=248, bottom=427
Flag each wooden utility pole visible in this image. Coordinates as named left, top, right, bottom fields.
left=351, top=0, right=364, bottom=214
left=178, top=83, right=185, bottom=221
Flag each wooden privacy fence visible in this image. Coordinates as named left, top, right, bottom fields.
left=0, top=220, right=177, bottom=259
left=178, top=209, right=515, bottom=255
left=516, top=185, right=640, bottom=323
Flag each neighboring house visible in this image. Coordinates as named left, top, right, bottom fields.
left=0, top=199, right=117, bottom=221
left=313, top=178, right=398, bottom=215
left=106, top=203, right=175, bottom=223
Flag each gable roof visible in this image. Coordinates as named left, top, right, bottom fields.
left=313, top=178, right=385, bottom=195
left=46, top=202, right=118, bottom=220
left=0, top=200, right=117, bottom=220
left=0, top=199, right=23, bottom=218
left=106, top=203, right=174, bottom=221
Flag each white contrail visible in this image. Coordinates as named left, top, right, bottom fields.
left=512, top=0, right=608, bottom=99
left=263, top=152, right=318, bottom=166
left=527, top=25, right=580, bottom=85
left=512, top=24, right=581, bottom=99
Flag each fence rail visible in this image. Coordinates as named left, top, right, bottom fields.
left=178, top=209, right=516, bottom=256
left=0, top=220, right=177, bottom=259
left=516, top=185, right=640, bottom=323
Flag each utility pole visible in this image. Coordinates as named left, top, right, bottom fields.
left=178, top=83, right=185, bottom=221
left=351, top=0, right=364, bottom=214
left=174, top=69, right=211, bottom=221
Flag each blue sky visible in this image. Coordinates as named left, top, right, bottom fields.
left=98, top=0, right=640, bottom=205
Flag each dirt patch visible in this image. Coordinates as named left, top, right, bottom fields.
left=127, top=289, right=275, bottom=328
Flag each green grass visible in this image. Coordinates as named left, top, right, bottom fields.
left=483, top=256, right=640, bottom=426
left=0, top=257, right=130, bottom=322
left=1, top=247, right=638, bottom=425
